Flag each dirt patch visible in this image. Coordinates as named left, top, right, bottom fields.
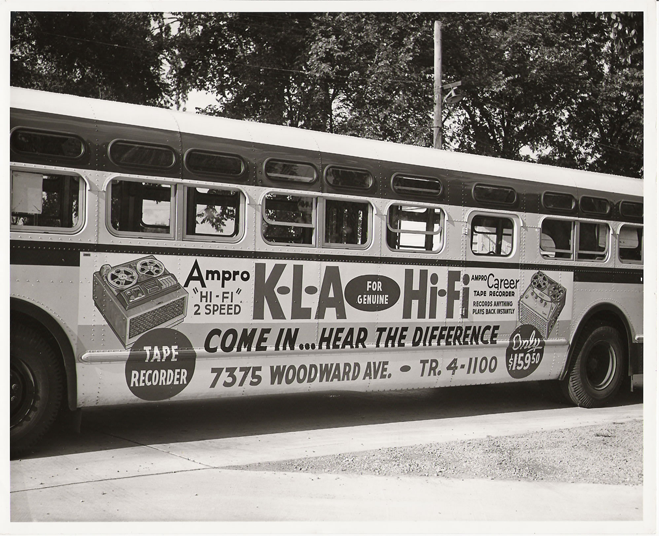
left=233, top=420, right=643, bottom=486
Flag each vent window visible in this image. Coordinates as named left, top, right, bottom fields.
left=392, top=174, right=442, bottom=197
left=325, top=166, right=373, bottom=190
left=580, top=196, right=611, bottom=216
left=109, top=141, right=176, bottom=170
left=473, top=184, right=517, bottom=206
left=264, top=159, right=316, bottom=183
left=620, top=201, right=643, bottom=220
left=542, top=192, right=577, bottom=213
left=186, top=150, right=245, bottom=179
left=11, top=128, right=85, bottom=159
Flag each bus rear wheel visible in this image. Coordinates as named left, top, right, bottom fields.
left=11, top=325, right=64, bottom=457
left=562, top=323, right=626, bottom=408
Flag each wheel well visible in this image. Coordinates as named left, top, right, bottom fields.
left=10, top=299, right=77, bottom=412
left=560, top=305, right=632, bottom=381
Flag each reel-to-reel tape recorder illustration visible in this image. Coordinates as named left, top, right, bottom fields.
left=518, top=271, right=566, bottom=338
left=93, top=255, right=189, bottom=348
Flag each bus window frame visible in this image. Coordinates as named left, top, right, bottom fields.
left=539, top=215, right=575, bottom=260
left=390, top=172, right=443, bottom=199
left=105, top=175, right=177, bottom=240
left=183, top=149, right=248, bottom=182
left=576, top=220, right=611, bottom=262
left=108, top=139, right=177, bottom=172
left=10, top=127, right=88, bottom=161
left=182, top=183, right=246, bottom=244
left=260, top=190, right=318, bottom=247
left=320, top=196, right=374, bottom=250
left=467, top=210, right=517, bottom=259
left=617, top=223, right=643, bottom=265
left=324, top=165, right=374, bottom=191
left=385, top=200, right=445, bottom=254
left=10, top=166, right=88, bottom=235
left=263, top=158, right=318, bottom=184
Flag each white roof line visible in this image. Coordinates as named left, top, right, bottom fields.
left=10, top=87, right=643, bottom=197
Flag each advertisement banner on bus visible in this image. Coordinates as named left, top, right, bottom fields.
left=77, top=252, right=573, bottom=403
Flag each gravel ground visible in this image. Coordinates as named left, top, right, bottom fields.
left=234, top=419, right=643, bottom=486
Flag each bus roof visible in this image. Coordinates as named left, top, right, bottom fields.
left=10, top=86, right=643, bottom=197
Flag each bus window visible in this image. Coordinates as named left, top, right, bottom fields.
left=11, top=171, right=82, bottom=230
left=109, top=179, right=173, bottom=236
left=619, top=225, right=643, bottom=263
left=391, top=174, right=442, bottom=198
left=580, top=196, right=611, bottom=216
left=540, top=219, right=573, bottom=259
left=325, top=166, right=373, bottom=190
left=620, top=201, right=643, bottom=220
left=324, top=199, right=370, bottom=247
left=265, top=159, right=317, bottom=183
left=185, top=150, right=246, bottom=179
left=470, top=214, right=514, bottom=256
left=185, top=187, right=242, bottom=239
left=473, top=184, right=517, bottom=206
left=11, top=129, right=86, bottom=159
left=262, top=193, right=315, bottom=245
left=109, top=141, right=176, bottom=170
left=386, top=204, right=443, bottom=252
left=577, top=222, right=609, bottom=261
left=542, top=192, right=577, bottom=213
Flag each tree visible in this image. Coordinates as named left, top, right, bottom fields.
left=11, top=12, right=171, bottom=105
left=169, top=13, right=327, bottom=128
left=12, top=11, right=643, bottom=177
left=169, top=12, right=642, bottom=177
left=438, top=12, right=643, bottom=177
left=308, top=13, right=435, bottom=145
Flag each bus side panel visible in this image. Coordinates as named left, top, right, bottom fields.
left=76, top=252, right=574, bottom=407
left=10, top=264, right=81, bottom=350
left=570, top=281, right=643, bottom=343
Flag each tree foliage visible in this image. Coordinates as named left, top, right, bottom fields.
left=11, top=12, right=171, bottom=105
left=11, top=11, right=644, bottom=177
left=439, top=12, right=643, bottom=177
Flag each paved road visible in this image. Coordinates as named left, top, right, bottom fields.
left=9, top=382, right=647, bottom=526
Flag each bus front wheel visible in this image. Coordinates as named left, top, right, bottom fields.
left=11, top=325, right=64, bottom=457
left=562, top=323, right=626, bottom=408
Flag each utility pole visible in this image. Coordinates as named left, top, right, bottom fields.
left=433, top=21, right=442, bottom=150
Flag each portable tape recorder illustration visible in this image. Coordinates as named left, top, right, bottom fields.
left=93, top=255, right=189, bottom=348
left=518, top=271, right=566, bottom=338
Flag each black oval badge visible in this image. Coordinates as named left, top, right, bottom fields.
left=506, top=324, right=545, bottom=379
left=125, top=329, right=196, bottom=401
left=345, top=275, right=400, bottom=312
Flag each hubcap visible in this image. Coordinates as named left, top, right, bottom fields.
left=585, top=341, right=617, bottom=391
left=10, top=359, right=37, bottom=428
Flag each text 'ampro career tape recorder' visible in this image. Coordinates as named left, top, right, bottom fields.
left=93, top=255, right=189, bottom=348
left=518, top=271, right=566, bottom=338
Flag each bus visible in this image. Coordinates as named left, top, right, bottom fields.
left=10, top=87, right=644, bottom=455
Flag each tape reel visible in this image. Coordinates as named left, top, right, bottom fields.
left=137, top=258, right=165, bottom=277
left=106, top=266, right=138, bottom=289
left=548, top=284, right=566, bottom=301
left=531, top=272, right=549, bottom=291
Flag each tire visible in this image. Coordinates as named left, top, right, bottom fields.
left=561, top=323, right=626, bottom=408
left=10, top=324, right=64, bottom=457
